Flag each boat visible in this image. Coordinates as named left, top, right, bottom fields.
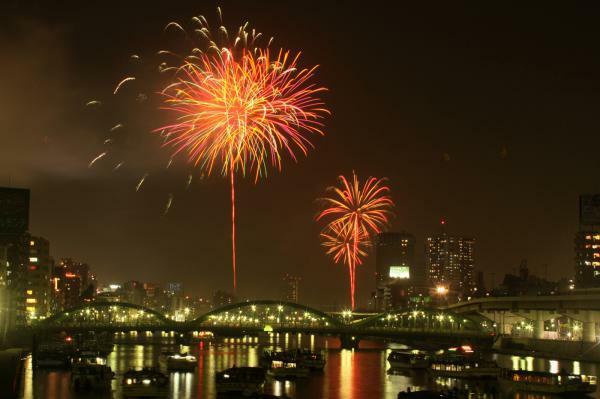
left=267, top=359, right=310, bottom=379
left=122, top=368, right=168, bottom=398
left=388, top=351, right=413, bottom=369
left=428, top=356, right=499, bottom=379
left=71, top=354, right=113, bottom=392
left=166, top=353, right=197, bottom=371
left=388, top=350, right=430, bottom=370
left=428, top=345, right=499, bottom=379
left=499, top=368, right=597, bottom=395
left=215, top=366, right=266, bottom=396
left=296, top=349, right=326, bottom=370
left=398, top=389, right=465, bottom=399
left=36, top=342, right=71, bottom=368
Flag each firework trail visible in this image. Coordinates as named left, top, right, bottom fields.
left=317, top=172, right=394, bottom=309
left=164, top=193, right=174, bottom=215
left=88, top=152, right=107, bottom=168
left=135, top=173, right=148, bottom=192
left=157, top=11, right=329, bottom=292
left=113, top=77, right=136, bottom=95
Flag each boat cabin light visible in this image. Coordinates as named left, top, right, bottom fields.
left=142, top=379, right=152, bottom=385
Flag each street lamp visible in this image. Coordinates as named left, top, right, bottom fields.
left=436, top=285, right=448, bottom=295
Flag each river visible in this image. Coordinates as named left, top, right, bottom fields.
left=17, top=334, right=600, bottom=398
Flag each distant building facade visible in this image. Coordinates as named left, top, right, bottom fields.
left=282, top=274, right=300, bottom=303
left=52, top=258, right=94, bottom=310
left=0, top=187, right=31, bottom=326
left=24, top=236, right=52, bottom=321
left=374, top=232, right=424, bottom=310
left=575, top=194, right=600, bottom=288
left=426, top=225, right=474, bottom=297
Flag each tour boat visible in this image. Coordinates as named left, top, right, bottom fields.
left=388, top=350, right=430, bottom=370
left=166, top=353, right=197, bottom=371
left=122, top=368, right=168, bottom=398
left=296, top=349, right=326, bottom=370
left=267, top=359, right=310, bottom=379
left=71, top=354, right=114, bottom=392
left=429, top=357, right=500, bottom=379
left=499, top=368, right=597, bottom=395
left=215, top=366, right=266, bottom=396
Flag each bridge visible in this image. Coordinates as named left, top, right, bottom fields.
left=35, top=300, right=494, bottom=349
left=447, top=292, right=600, bottom=342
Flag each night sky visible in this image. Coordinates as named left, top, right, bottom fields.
left=2, top=1, right=600, bottom=307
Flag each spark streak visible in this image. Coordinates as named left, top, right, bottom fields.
left=113, top=77, right=135, bottom=95
left=136, top=173, right=148, bottom=192
left=88, top=152, right=106, bottom=168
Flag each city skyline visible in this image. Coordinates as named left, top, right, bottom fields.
left=2, top=2, right=600, bottom=307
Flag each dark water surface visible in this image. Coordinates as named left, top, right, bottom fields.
left=18, top=334, right=600, bottom=398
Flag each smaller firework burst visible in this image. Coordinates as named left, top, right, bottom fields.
left=317, top=172, right=394, bottom=309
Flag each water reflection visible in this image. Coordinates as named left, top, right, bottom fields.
left=18, top=336, right=600, bottom=399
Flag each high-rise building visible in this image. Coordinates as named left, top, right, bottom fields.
left=0, top=187, right=30, bottom=237
left=122, top=280, right=145, bottom=306
left=426, top=224, right=474, bottom=297
left=0, top=244, right=9, bottom=342
left=24, top=236, right=52, bottom=321
left=374, top=232, right=423, bottom=310
left=52, top=258, right=93, bottom=310
left=282, top=274, right=300, bottom=303
left=0, top=187, right=30, bottom=327
left=575, top=195, right=600, bottom=287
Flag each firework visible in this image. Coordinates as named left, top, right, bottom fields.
left=88, top=152, right=106, bottom=168
left=317, top=172, right=394, bottom=309
left=113, top=77, right=136, bottom=95
left=157, top=13, right=329, bottom=292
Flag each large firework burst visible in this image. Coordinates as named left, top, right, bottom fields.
left=317, top=172, right=394, bottom=309
left=158, top=12, right=329, bottom=292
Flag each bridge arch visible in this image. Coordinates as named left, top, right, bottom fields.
left=354, top=308, right=491, bottom=333
left=193, top=300, right=341, bottom=330
left=40, top=302, right=170, bottom=329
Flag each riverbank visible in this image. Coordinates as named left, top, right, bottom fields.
left=494, top=336, right=600, bottom=362
left=0, top=348, right=26, bottom=399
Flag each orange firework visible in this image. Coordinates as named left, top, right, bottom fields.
left=317, top=172, right=394, bottom=309
left=158, top=14, right=329, bottom=292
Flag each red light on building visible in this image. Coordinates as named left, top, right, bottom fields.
left=65, top=272, right=77, bottom=278
left=441, top=219, right=446, bottom=225
left=28, top=265, right=37, bottom=271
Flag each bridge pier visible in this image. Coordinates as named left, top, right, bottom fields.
left=339, top=334, right=360, bottom=350
left=583, top=321, right=596, bottom=342
left=534, top=311, right=545, bottom=339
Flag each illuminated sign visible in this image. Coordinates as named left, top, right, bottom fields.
left=389, top=266, right=410, bottom=279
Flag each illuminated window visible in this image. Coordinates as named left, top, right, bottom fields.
left=29, top=257, right=38, bottom=263
left=29, top=241, right=35, bottom=246
left=389, top=266, right=410, bottom=279
left=586, top=235, right=592, bottom=240
left=26, top=306, right=35, bottom=312
left=26, top=290, right=33, bottom=295
left=26, top=298, right=37, bottom=304
left=595, top=235, right=600, bottom=241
